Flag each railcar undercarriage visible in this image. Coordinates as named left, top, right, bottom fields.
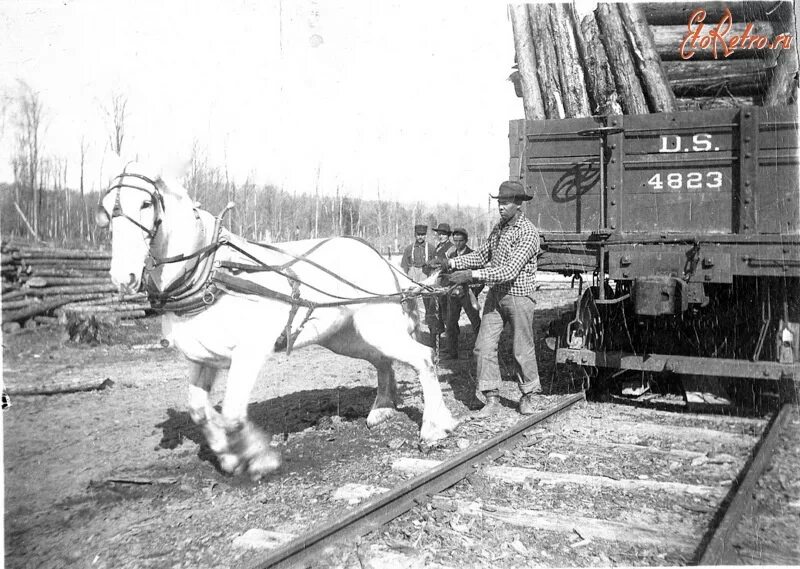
left=549, top=275, right=800, bottom=408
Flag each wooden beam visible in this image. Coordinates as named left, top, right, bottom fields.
left=764, top=3, right=798, bottom=106
left=432, top=497, right=697, bottom=548
left=619, top=3, right=678, bottom=112
left=573, top=3, right=623, bottom=115
left=5, top=377, right=115, bottom=396
left=1, top=293, right=109, bottom=322
left=509, top=4, right=546, bottom=120
left=641, top=2, right=785, bottom=26
left=665, top=58, right=774, bottom=95
left=585, top=419, right=759, bottom=446
left=596, top=3, right=649, bottom=114
left=529, top=3, right=565, bottom=119
left=549, top=3, right=592, bottom=118
left=764, top=46, right=798, bottom=105
left=14, top=247, right=111, bottom=259
left=651, top=21, right=776, bottom=60
left=394, top=458, right=728, bottom=497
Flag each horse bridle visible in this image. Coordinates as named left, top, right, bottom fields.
left=97, top=172, right=164, bottom=239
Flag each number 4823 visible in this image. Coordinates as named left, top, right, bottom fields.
left=647, top=171, right=723, bottom=190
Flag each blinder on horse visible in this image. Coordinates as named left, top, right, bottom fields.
left=96, top=172, right=164, bottom=239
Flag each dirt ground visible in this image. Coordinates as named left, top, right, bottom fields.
left=3, top=287, right=585, bottom=569
left=7, top=284, right=797, bottom=569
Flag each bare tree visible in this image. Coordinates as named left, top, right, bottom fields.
left=313, top=163, right=321, bottom=238
left=103, top=91, right=128, bottom=155
left=79, top=135, right=89, bottom=239
left=186, top=139, right=206, bottom=203
left=0, top=89, right=13, bottom=140
left=14, top=81, right=46, bottom=239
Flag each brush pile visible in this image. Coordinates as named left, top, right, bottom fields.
left=508, top=1, right=797, bottom=119
left=1, top=242, right=151, bottom=333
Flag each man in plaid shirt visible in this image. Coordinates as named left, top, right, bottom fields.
left=441, top=180, right=542, bottom=415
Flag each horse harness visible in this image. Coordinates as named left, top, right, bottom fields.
left=102, top=174, right=445, bottom=354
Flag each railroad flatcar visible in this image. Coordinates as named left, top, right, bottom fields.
left=510, top=105, right=800, bottom=403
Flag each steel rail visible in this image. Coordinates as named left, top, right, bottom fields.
left=694, top=403, right=794, bottom=565
left=248, top=392, right=585, bottom=569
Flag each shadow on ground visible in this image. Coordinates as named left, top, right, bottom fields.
left=154, top=385, right=427, bottom=472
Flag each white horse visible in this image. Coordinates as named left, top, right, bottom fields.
left=97, top=163, right=458, bottom=480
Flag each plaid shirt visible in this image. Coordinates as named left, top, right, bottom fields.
left=451, top=212, right=540, bottom=297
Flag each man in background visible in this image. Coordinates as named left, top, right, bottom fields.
left=429, top=223, right=454, bottom=341
left=400, top=224, right=438, bottom=342
left=432, top=222, right=454, bottom=260
left=440, top=227, right=482, bottom=359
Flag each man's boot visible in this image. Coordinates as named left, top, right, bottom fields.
left=518, top=391, right=541, bottom=415
left=477, top=390, right=502, bottom=417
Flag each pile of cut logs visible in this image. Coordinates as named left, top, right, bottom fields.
left=509, top=1, right=797, bottom=119
left=1, top=243, right=151, bottom=332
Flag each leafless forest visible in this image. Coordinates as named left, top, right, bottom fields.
left=1, top=82, right=491, bottom=251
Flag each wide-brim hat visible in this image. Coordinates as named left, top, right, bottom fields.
left=414, top=224, right=428, bottom=234
left=452, top=227, right=468, bottom=239
left=490, top=180, right=532, bottom=201
left=433, top=222, right=452, bottom=235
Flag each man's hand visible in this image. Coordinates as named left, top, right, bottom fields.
left=426, top=257, right=443, bottom=269
left=446, top=270, right=472, bottom=285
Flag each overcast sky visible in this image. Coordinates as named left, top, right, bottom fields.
left=0, top=0, right=523, bottom=206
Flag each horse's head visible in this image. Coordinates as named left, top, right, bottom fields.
left=96, top=163, right=166, bottom=294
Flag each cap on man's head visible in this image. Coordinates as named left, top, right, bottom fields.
left=452, top=227, right=468, bottom=239
left=490, top=180, right=532, bottom=201
left=414, top=224, right=428, bottom=235
left=433, top=222, right=452, bottom=235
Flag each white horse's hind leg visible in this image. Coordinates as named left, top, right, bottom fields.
left=354, top=306, right=458, bottom=443
left=320, top=321, right=400, bottom=428
left=217, top=343, right=281, bottom=480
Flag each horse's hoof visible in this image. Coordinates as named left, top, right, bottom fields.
left=420, top=417, right=458, bottom=444
left=366, top=407, right=398, bottom=428
left=248, top=450, right=281, bottom=481
left=219, top=453, right=240, bottom=474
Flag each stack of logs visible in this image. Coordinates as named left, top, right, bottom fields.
left=1, top=243, right=151, bottom=332
left=509, top=1, right=798, bottom=120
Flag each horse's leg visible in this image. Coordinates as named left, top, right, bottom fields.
left=187, top=362, right=231, bottom=457
left=353, top=305, right=458, bottom=443
left=368, top=357, right=398, bottom=427
left=321, top=327, right=399, bottom=428
left=217, top=343, right=280, bottom=480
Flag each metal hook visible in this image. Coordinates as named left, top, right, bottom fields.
left=217, top=201, right=236, bottom=222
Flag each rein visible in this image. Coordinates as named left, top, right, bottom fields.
left=149, top=236, right=445, bottom=312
